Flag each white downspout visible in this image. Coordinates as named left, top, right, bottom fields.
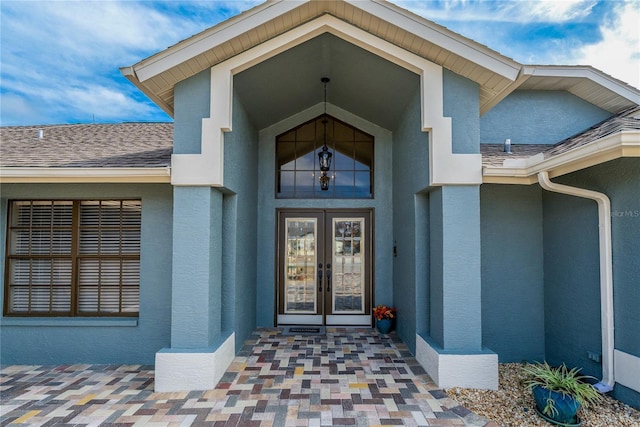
left=538, top=171, right=614, bottom=393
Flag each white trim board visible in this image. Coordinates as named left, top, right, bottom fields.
left=483, top=131, right=640, bottom=185
left=0, top=167, right=171, bottom=183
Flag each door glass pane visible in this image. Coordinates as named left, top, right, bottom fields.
left=332, top=218, right=365, bottom=314
left=284, top=218, right=317, bottom=313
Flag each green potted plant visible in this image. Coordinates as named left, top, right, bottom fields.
left=373, top=304, right=396, bottom=334
left=523, top=361, right=601, bottom=426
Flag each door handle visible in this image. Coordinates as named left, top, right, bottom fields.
left=326, top=263, right=331, bottom=292
left=318, top=263, right=323, bottom=292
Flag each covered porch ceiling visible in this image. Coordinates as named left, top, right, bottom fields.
left=234, top=33, right=419, bottom=131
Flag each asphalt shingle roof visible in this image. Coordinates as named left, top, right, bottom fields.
left=1, top=109, right=637, bottom=171
left=481, top=106, right=640, bottom=168
left=0, top=123, right=173, bottom=168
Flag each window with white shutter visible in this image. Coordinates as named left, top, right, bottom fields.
left=4, top=200, right=141, bottom=317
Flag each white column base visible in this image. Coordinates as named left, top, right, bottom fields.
left=416, top=334, right=498, bottom=390
left=614, top=349, right=640, bottom=393
left=154, top=333, right=235, bottom=392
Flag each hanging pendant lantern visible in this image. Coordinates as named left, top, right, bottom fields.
left=318, top=77, right=332, bottom=189
left=319, top=171, right=330, bottom=191
left=318, top=136, right=332, bottom=172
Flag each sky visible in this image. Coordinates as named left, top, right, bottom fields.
left=1, top=0, right=638, bottom=126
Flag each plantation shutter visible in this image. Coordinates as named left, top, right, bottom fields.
left=7, top=201, right=73, bottom=314
left=77, top=201, right=141, bottom=314
left=5, top=200, right=141, bottom=316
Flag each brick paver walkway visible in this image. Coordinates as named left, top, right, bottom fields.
left=1, top=328, right=496, bottom=426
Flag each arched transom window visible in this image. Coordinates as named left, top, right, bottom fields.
left=276, top=115, right=374, bottom=198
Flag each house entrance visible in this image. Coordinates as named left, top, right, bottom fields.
left=277, top=209, right=372, bottom=326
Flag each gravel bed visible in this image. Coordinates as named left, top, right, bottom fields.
left=445, top=363, right=640, bottom=427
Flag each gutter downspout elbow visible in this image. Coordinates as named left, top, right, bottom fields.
left=537, top=171, right=614, bottom=393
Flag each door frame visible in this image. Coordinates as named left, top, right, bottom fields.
left=275, top=208, right=374, bottom=326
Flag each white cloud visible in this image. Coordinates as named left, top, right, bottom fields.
left=61, top=84, right=159, bottom=121
left=569, top=0, right=640, bottom=89
left=0, top=94, right=49, bottom=126
left=519, top=0, right=597, bottom=22
left=396, top=0, right=638, bottom=90
left=1, top=0, right=637, bottom=125
left=2, top=1, right=198, bottom=70
left=0, top=0, right=259, bottom=125
left=1, top=0, right=263, bottom=81
left=395, top=0, right=597, bottom=23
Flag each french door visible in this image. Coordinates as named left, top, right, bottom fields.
left=276, top=209, right=372, bottom=326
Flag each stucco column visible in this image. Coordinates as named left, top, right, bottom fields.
left=154, top=186, right=235, bottom=392
left=429, top=185, right=482, bottom=350
left=416, top=184, right=498, bottom=389
left=170, top=186, right=222, bottom=347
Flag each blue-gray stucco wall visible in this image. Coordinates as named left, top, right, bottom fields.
left=392, top=70, right=479, bottom=353
left=480, top=184, right=545, bottom=362
left=171, top=69, right=259, bottom=353
left=444, top=69, right=480, bottom=154
left=542, top=158, right=640, bottom=408
left=414, top=191, right=430, bottom=338
left=480, top=90, right=611, bottom=145
left=428, top=188, right=443, bottom=346
left=392, top=90, right=429, bottom=352
left=223, top=92, right=259, bottom=351
left=0, top=184, right=173, bottom=365
left=174, top=69, right=210, bottom=155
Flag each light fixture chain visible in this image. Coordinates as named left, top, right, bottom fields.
left=318, top=77, right=332, bottom=190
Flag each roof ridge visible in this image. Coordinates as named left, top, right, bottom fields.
left=1, top=122, right=174, bottom=129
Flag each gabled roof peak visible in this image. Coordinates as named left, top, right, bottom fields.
left=121, top=0, right=639, bottom=117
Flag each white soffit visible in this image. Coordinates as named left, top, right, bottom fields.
left=519, top=66, right=640, bottom=113
left=121, top=0, right=521, bottom=117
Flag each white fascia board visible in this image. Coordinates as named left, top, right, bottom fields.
left=480, top=72, right=532, bottom=116
left=502, top=152, right=545, bottom=169
left=483, top=130, right=640, bottom=184
left=482, top=173, right=538, bottom=185
left=133, top=1, right=307, bottom=83
left=120, top=66, right=175, bottom=117
left=353, top=0, right=521, bottom=81
left=482, top=165, right=539, bottom=185
left=0, top=167, right=171, bottom=184
left=522, top=65, right=640, bottom=104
